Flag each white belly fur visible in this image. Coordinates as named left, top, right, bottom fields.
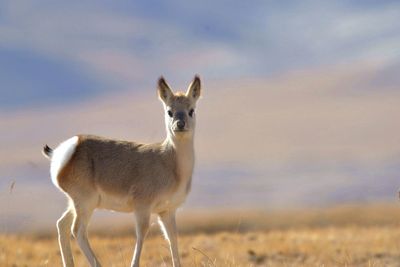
left=97, top=189, right=135, bottom=212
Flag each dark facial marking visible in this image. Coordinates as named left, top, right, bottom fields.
left=175, top=111, right=186, bottom=121
left=189, top=109, right=194, bottom=117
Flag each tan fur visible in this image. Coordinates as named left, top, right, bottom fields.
left=44, top=76, right=201, bottom=267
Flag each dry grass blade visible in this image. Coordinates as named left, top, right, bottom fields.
left=193, top=246, right=217, bottom=267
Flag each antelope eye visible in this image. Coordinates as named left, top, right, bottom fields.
left=189, top=109, right=195, bottom=117
left=167, top=110, right=173, bottom=117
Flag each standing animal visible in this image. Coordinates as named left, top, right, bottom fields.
left=42, top=76, right=202, bottom=267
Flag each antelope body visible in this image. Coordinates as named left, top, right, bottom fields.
left=42, top=76, right=202, bottom=267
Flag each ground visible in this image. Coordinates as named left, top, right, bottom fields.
left=2, top=204, right=400, bottom=266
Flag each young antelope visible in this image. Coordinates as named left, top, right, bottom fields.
left=42, top=76, right=202, bottom=267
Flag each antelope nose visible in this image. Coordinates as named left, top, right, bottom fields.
left=177, top=120, right=185, bottom=130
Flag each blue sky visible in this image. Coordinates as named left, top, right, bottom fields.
left=1, top=0, right=399, bottom=110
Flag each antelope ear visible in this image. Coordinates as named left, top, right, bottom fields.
left=157, top=76, right=173, bottom=103
left=186, top=75, right=201, bottom=101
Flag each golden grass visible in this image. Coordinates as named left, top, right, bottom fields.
left=2, top=227, right=400, bottom=267
left=2, top=204, right=400, bottom=266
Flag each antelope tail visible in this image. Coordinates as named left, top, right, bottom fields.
left=42, top=144, right=53, bottom=159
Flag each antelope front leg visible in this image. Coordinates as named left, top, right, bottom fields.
left=158, top=210, right=181, bottom=267
left=130, top=209, right=150, bottom=267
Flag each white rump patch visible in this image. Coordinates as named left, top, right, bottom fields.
left=50, top=136, right=79, bottom=188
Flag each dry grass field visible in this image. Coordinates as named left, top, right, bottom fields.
left=2, top=204, right=400, bottom=267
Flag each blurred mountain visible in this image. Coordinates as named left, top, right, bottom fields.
left=0, top=61, right=399, bottom=231
left=0, top=48, right=109, bottom=110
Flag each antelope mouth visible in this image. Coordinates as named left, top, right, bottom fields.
left=173, top=129, right=189, bottom=133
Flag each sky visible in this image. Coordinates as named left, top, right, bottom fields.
left=1, top=1, right=399, bottom=109
left=0, top=1, right=400, bottom=231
